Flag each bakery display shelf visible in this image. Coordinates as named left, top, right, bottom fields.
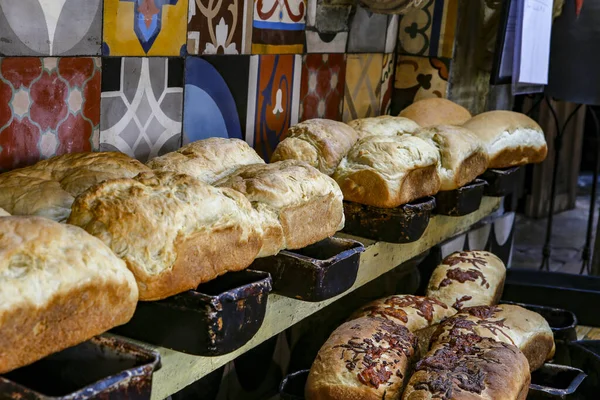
left=117, top=197, right=500, bottom=400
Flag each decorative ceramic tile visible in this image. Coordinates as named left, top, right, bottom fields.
left=305, top=0, right=351, bottom=53
left=184, top=56, right=249, bottom=144
left=246, top=55, right=301, bottom=160
left=103, top=0, right=188, bottom=56
left=299, top=54, right=346, bottom=122
left=0, top=57, right=101, bottom=171
left=347, top=6, right=390, bottom=53
left=385, top=15, right=399, bottom=53
left=0, top=1, right=102, bottom=56
left=397, top=0, right=459, bottom=58
left=187, top=0, right=253, bottom=55
left=391, top=54, right=449, bottom=115
left=252, top=0, right=306, bottom=54
left=380, top=53, right=394, bottom=116
left=100, top=57, right=183, bottom=162
left=342, top=54, right=383, bottom=122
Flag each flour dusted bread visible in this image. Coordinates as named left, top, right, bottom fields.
left=462, top=111, right=548, bottom=168
left=215, top=160, right=344, bottom=257
left=0, top=216, right=138, bottom=373
left=271, top=119, right=359, bottom=175
left=402, top=337, right=530, bottom=400
left=68, top=172, right=263, bottom=301
left=0, top=208, right=8, bottom=216
left=146, top=138, right=264, bottom=183
left=348, top=116, right=421, bottom=138
left=426, top=251, right=506, bottom=310
left=0, top=152, right=150, bottom=222
left=400, top=98, right=472, bottom=128
left=306, top=317, right=419, bottom=400
left=431, top=304, right=555, bottom=371
left=333, top=135, right=441, bottom=208
left=414, top=125, right=489, bottom=191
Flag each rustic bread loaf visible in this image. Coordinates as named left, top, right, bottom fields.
left=414, top=125, right=489, bottom=191
left=146, top=138, right=264, bottom=183
left=348, top=116, right=421, bottom=138
left=430, top=304, right=555, bottom=371
left=68, top=172, right=263, bottom=301
left=0, top=152, right=150, bottom=222
left=306, top=317, right=419, bottom=400
left=400, top=98, right=472, bottom=128
left=0, top=208, right=8, bottom=216
left=271, top=119, right=359, bottom=176
left=333, top=135, right=441, bottom=208
left=215, top=160, right=344, bottom=257
left=402, top=337, right=530, bottom=400
left=462, top=110, right=548, bottom=168
left=0, top=216, right=138, bottom=373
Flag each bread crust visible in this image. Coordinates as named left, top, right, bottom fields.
left=0, top=207, right=8, bottom=216
left=400, top=98, right=472, bottom=128
left=348, top=116, right=421, bottom=139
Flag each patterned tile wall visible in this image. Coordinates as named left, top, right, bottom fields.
left=0, top=0, right=460, bottom=169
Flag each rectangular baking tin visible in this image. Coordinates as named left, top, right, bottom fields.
left=480, top=166, right=521, bottom=197
left=529, top=363, right=587, bottom=399
left=250, top=237, right=365, bottom=302
left=112, top=269, right=272, bottom=356
left=0, top=335, right=160, bottom=400
left=280, top=369, right=309, bottom=400
left=434, top=179, right=487, bottom=216
left=500, top=301, right=578, bottom=342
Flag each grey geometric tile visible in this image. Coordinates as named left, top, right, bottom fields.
left=347, top=6, right=388, bottom=53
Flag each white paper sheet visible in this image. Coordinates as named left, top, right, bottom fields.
left=518, top=0, right=553, bottom=85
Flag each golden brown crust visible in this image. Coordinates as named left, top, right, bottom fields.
left=0, top=207, right=8, bottom=217
left=348, top=116, right=421, bottom=139
left=400, top=98, right=472, bottom=128
left=487, top=145, right=548, bottom=169
left=455, top=152, right=489, bottom=188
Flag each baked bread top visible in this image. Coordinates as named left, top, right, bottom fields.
left=271, top=119, right=359, bottom=176
left=0, top=152, right=150, bottom=222
left=400, top=98, right=472, bottom=128
left=0, top=208, right=9, bottom=217
left=414, top=125, right=489, bottom=190
left=348, top=116, right=421, bottom=138
left=146, top=138, right=264, bottom=184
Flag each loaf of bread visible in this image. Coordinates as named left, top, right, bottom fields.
left=68, top=172, right=263, bottom=301
left=271, top=119, right=359, bottom=176
left=426, top=251, right=506, bottom=310
left=306, top=317, right=419, bottom=400
left=462, top=110, right=548, bottom=168
left=215, top=160, right=344, bottom=257
left=333, top=135, right=441, bottom=208
left=400, top=98, right=472, bottom=128
left=430, top=304, right=555, bottom=371
left=402, top=337, right=530, bottom=400
left=0, top=152, right=150, bottom=222
left=146, top=138, right=265, bottom=183
left=348, top=116, right=421, bottom=139
left=0, top=208, right=8, bottom=216
left=414, top=125, right=489, bottom=191
left=0, top=216, right=138, bottom=373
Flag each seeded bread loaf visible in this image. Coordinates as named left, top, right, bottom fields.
left=306, top=317, right=419, bottom=400
left=215, top=160, right=344, bottom=257
left=348, top=116, right=421, bottom=139
left=431, top=304, right=555, bottom=371
left=68, top=172, right=263, bottom=301
left=0, top=216, right=138, bottom=373
left=333, top=135, right=441, bottom=208
left=0, top=208, right=8, bottom=216
left=400, top=98, right=472, bottom=128
left=146, top=138, right=265, bottom=183
left=426, top=251, right=507, bottom=310
left=271, top=119, right=359, bottom=176
left=462, top=111, right=548, bottom=168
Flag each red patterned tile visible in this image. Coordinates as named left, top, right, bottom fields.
left=0, top=58, right=42, bottom=89
left=58, top=58, right=96, bottom=87
left=0, top=118, right=40, bottom=170
left=299, top=54, right=346, bottom=121
left=57, top=114, right=92, bottom=155
left=0, top=80, right=11, bottom=129
left=30, top=71, right=69, bottom=131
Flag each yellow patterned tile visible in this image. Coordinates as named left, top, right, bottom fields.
left=343, top=54, right=384, bottom=122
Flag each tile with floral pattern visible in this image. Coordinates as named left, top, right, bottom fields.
left=342, top=53, right=383, bottom=122
left=252, top=0, right=306, bottom=54
left=299, top=54, right=346, bottom=121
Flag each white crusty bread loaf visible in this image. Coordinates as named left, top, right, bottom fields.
left=215, top=160, right=344, bottom=257
left=146, top=138, right=265, bottom=184
left=0, top=216, right=138, bottom=373
left=426, top=251, right=506, bottom=310
left=271, top=119, right=359, bottom=176
left=414, top=125, right=489, bottom=191
left=333, top=135, right=441, bottom=208
left=402, top=337, right=530, bottom=400
left=431, top=304, right=555, bottom=371
left=0, top=152, right=150, bottom=222
left=0, top=208, right=9, bottom=216
left=68, top=172, right=263, bottom=301
left=400, top=98, right=472, bottom=128
left=306, top=317, right=419, bottom=400
left=462, top=110, right=548, bottom=168
left=348, top=116, right=421, bottom=139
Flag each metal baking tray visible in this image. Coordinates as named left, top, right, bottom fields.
left=342, top=197, right=436, bottom=243
left=434, top=179, right=487, bottom=216
left=564, top=340, right=600, bottom=398
left=280, top=369, right=309, bottom=400
left=112, top=270, right=272, bottom=356
left=529, top=363, right=587, bottom=399
left=500, top=301, right=578, bottom=342
left=0, top=335, right=160, bottom=399
left=250, top=237, right=364, bottom=302
left=480, top=166, right=521, bottom=197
